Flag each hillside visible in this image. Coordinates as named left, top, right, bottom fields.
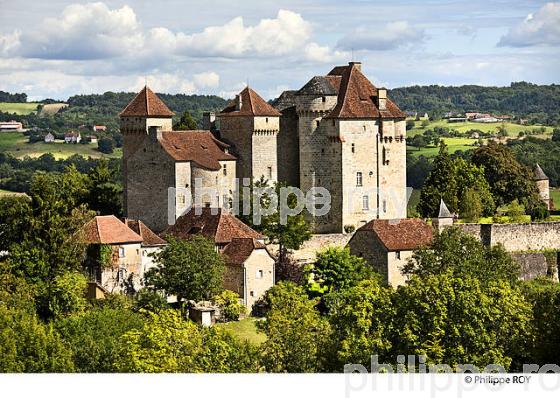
left=389, top=82, right=560, bottom=124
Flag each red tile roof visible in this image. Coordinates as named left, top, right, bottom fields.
left=220, top=87, right=281, bottom=117
left=163, top=207, right=264, bottom=245
left=324, top=63, right=406, bottom=119
left=222, top=237, right=267, bottom=265
left=81, top=215, right=143, bottom=245
left=358, top=218, right=433, bottom=251
left=124, top=219, right=167, bottom=246
left=120, top=86, right=175, bottom=117
left=159, top=130, right=236, bottom=170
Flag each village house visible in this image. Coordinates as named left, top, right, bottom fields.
left=348, top=218, right=433, bottom=286
left=0, top=120, right=23, bottom=131
left=64, top=131, right=81, bottom=143
left=163, top=206, right=275, bottom=310
left=81, top=215, right=165, bottom=294
left=93, top=125, right=107, bottom=132
left=89, top=135, right=98, bottom=144
left=44, top=132, right=55, bottom=143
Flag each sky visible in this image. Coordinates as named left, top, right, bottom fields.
left=0, top=0, right=559, bottom=101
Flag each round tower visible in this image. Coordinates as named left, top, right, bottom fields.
left=533, top=163, right=550, bottom=210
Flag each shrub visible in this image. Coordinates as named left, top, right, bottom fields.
left=344, top=224, right=356, bottom=233
left=213, top=290, right=245, bottom=322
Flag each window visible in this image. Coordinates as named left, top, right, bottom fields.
left=257, top=270, right=263, bottom=279
left=266, top=117, right=269, bottom=123
left=321, top=96, right=326, bottom=103
left=383, top=200, right=387, bottom=213
left=316, top=120, right=320, bottom=128
left=321, top=148, right=325, bottom=155
left=223, top=164, right=227, bottom=176
left=356, top=172, right=363, bottom=187
left=267, top=166, right=272, bottom=179
left=117, top=267, right=126, bottom=281
left=178, top=195, right=186, bottom=205
left=396, top=251, right=401, bottom=260
left=362, top=195, right=369, bottom=210
left=250, top=291, right=255, bottom=297
left=118, top=247, right=125, bottom=258
left=351, top=143, right=355, bottom=153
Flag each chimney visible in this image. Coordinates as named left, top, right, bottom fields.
left=235, top=94, right=242, bottom=111
left=377, top=87, right=387, bottom=110
left=348, top=61, right=362, bottom=71
left=202, top=111, right=216, bottom=131
left=148, top=125, right=162, bottom=142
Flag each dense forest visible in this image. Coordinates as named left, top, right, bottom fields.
left=389, top=82, right=560, bottom=125
left=0, top=90, right=27, bottom=103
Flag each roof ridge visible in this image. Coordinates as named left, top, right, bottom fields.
left=145, top=86, right=149, bottom=115
left=247, top=87, right=255, bottom=114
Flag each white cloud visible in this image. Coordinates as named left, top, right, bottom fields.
left=0, top=31, right=21, bottom=56
left=498, top=2, right=560, bottom=47
left=193, top=71, right=220, bottom=88
left=337, top=21, right=425, bottom=51
left=304, top=42, right=348, bottom=63
left=19, top=2, right=143, bottom=60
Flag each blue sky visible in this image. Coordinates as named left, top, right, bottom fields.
left=0, top=0, right=559, bottom=100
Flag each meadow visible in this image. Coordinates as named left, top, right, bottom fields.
left=0, top=131, right=121, bottom=159
left=0, top=102, right=39, bottom=115
left=407, top=119, right=554, bottom=138
left=216, top=317, right=266, bottom=345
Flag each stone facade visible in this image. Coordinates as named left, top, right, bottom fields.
left=100, top=243, right=143, bottom=293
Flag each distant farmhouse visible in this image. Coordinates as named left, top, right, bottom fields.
left=0, top=120, right=23, bottom=131
left=64, top=131, right=81, bottom=143
left=44, top=132, right=55, bottom=143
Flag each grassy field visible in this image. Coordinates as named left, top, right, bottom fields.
left=0, top=102, right=39, bottom=115
left=0, top=131, right=121, bottom=159
left=216, top=317, right=266, bottom=346
left=407, top=137, right=478, bottom=157
left=407, top=188, right=421, bottom=216
left=0, top=188, right=27, bottom=197
left=407, top=119, right=554, bottom=138
left=551, top=188, right=560, bottom=209
left=40, top=103, right=68, bottom=115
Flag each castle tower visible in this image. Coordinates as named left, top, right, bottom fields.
left=120, top=86, right=174, bottom=217
left=533, top=164, right=550, bottom=210
left=218, top=87, right=281, bottom=183
left=433, top=199, right=454, bottom=233
left=291, top=62, right=407, bottom=233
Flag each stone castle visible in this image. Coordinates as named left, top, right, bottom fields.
left=121, top=62, right=408, bottom=234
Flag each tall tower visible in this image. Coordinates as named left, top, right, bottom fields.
left=218, top=87, right=280, bottom=183
left=533, top=164, right=550, bottom=210
left=120, top=86, right=174, bottom=216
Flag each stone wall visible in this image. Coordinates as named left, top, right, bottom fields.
left=457, top=222, right=560, bottom=251
left=281, top=233, right=353, bottom=264
left=277, top=106, right=300, bottom=187
left=243, top=248, right=275, bottom=310
left=219, top=116, right=254, bottom=181
left=510, top=252, right=555, bottom=280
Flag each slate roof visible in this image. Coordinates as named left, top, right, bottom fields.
left=533, top=164, right=549, bottom=181
left=163, top=207, right=264, bottom=245
left=358, top=218, right=433, bottom=251
left=297, top=76, right=338, bottom=96
left=158, top=130, right=236, bottom=170
left=81, top=215, right=143, bottom=245
left=271, top=90, right=298, bottom=112
left=324, top=63, right=406, bottom=119
left=120, top=86, right=175, bottom=117
left=222, top=237, right=268, bottom=265
left=220, top=87, right=281, bottom=117
left=438, top=199, right=454, bottom=218
left=124, top=219, right=167, bottom=247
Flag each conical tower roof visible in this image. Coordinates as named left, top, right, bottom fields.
left=438, top=199, right=453, bottom=218
left=120, top=86, right=175, bottom=117
left=533, top=164, right=549, bottom=181
left=220, top=86, right=281, bottom=117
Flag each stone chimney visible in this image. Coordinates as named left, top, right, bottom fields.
left=148, top=125, right=162, bottom=142
left=377, top=87, right=387, bottom=110
left=202, top=112, right=216, bottom=131
left=348, top=61, right=362, bottom=71
left=235, top=94, right=242, bottom=111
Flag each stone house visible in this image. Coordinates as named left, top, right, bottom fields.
left=218, top=86, right=281, bottom=184
left=348, top=218, right=433, bottom=286
left=64, top=131, right=81, bottom=143
left=81, top=215, right=165, bottom=294
left=124, top=218, right=167, bottom=279
left=44, top=132, right=55, bottom=143
left=121, top=86, right=237, bottom=232
left=273, top=62, right=408, bottom=233
left=163, top=206, right=275, bottom=310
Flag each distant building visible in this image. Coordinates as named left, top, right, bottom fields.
left=93, top=125, right=107, bottom=132
left=448, top=117, right=468, bottom=123
left=89, top=135, right=98, bottom=144
left=0, top=120, right=23, bottom=131
left=44, top=132, right=55, bottom=143
left=64, top=131, right=81, bottom=143
left=164, top=206, right=275, bottom=310
left=348, top=218, right=433, bottom=286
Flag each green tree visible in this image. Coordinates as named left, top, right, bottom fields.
left=460, top=187, right=483, bottom=222
left=393, top=274, right=532, bottom=370
left=0, top=305, right=74, bottom=372
left=55, top=306, right=145, bottom=372
left=307, top=247, right=377, bottom=297
left=406, top=120, right=415, bottom=130
left=455, top=158, right=495, bottom=216
left=324, top=280, right=394, bottom=371
left=410, top=135, right=427, bottom=149
left=87, top=159, right=122, bottom=216
left=258, top=282, right=331, bottom=372
left=213, top=290, right=246, bottom=322
left=403, top=227, right=520, bottom=285
left=114, top=310, right=259, bottom=372
left=173, top=110, right=198, bottom=130
left=97, top=137, right=114, bottom=154
left=48, top=271, right=88, bottom=318
left=507, top=199, right=526, bottom=223
left=418, top=142, right=458, bottom=217
left=145, top=236, right=225, bottom=302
